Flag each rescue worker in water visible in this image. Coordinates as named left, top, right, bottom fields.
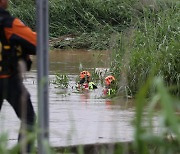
left=77, top=71, right=97, bottom=90
left=103, top=75, right=116, bottom=95
left=0, top=0, right=36, bottom=153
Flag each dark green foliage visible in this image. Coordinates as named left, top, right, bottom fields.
left=49, top=0, right=135, bottom=36
left=9, top=0, right=136, bottom=49
left=9, top=0, right=36, bottom=29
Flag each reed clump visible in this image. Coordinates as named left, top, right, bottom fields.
left=111, top=1, right=180, bottom=96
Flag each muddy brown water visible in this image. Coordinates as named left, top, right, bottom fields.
left=0, top=49, right=158, bottom=148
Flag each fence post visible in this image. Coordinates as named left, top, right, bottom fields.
left=36, top=0, right=49, bottom=153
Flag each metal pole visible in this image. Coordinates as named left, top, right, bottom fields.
left=36, top=0, right=49, bottom=153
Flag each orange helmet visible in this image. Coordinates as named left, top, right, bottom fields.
left=105, top=75, right=115, bottom=86
left=80, top=71, right=91, bottom=79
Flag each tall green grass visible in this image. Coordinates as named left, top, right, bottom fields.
left=9, top=0, right=137, bottom=49
left=111, top=1, right=180, bottom=96
left=48, top=0, right=135, bottom=36
left=9, top=0, right=36, bottom=29
left=9, top=0, right=135, bottom=35
left=134, top=74, right=180, bottom=154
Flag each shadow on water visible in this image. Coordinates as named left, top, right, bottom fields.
left=0, top=49, right=139, bottom=148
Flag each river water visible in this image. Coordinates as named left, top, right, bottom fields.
left=0, top=50, right=143, bottom=148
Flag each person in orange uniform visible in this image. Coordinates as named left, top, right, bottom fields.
left=77, top=71, right=91, bottom=89
left=77, top=71, right=97, bottom=90
left=103, top=75, right=116, bottom=95
left=0, top=0, right=36, bottom=153
left=79, top=71, right=91, bottom=86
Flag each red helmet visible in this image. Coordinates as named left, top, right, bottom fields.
left=105, top=75, right=115, bottom=86
left=80, top=71, right=91, bottom=79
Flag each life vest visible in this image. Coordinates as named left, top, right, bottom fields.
left=76, top=81, right=97, bottom=91
left=103, top=88, right=116, bottom=96
left=88, top=82, right=97, bottom=90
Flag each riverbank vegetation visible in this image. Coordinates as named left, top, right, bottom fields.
left=9, top=0, right=180, bottom=97
left=110, top=0, right=180, bottom=97
left=9, top=0, right=135, bottom=49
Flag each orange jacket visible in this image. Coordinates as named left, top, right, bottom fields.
left=0, top=8, right=36, bottom=77
left=0, top=8, right=36, bottom=54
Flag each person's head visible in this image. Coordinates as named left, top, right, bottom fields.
left=105, top=75, right=115, bottom=87
left=79, top=71, right=91, bottom=84
left=0, top=0, right=8, bottom=9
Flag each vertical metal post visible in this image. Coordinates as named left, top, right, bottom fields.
left=36, top=0, right=49, bottom=153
